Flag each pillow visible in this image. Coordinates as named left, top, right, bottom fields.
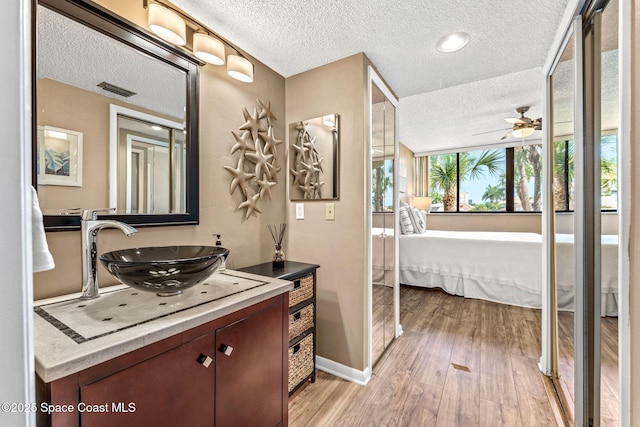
left=399, top=201, right=418, bottom=232
left=411, top=207, right=426, bottom=233
left=399, top=206, right=414, bottom=235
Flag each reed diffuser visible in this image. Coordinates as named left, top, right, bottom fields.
left=268, top=223, right=287, bottom=268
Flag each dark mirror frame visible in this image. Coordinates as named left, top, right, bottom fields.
left=34, top=0, right=202, bottom=231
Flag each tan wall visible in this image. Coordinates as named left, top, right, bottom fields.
left=285, top=53, right=368, bottom=371
left=631, top=0, right=639, bottom=421
left=33, top=2, right=287, bottom=300
left=36, top=79, right=182, bottom=212
left=426, top=213, right=541, bottom=233
left=37, top=79, right=111, bottom=211
left=424, top=211, right=620, bottom=235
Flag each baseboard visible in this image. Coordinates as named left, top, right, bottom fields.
left=315, top=356, right=371, bottom=386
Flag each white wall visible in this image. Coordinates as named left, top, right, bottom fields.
left=0, top=0, right=35, bottom=426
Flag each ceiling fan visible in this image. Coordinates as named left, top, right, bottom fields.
left=473, top=106, right=542, bottom=140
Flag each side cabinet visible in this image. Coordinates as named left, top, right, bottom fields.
left=37, top=294, right=289, bottom=427
left=239, top=261, right=319, bottom=395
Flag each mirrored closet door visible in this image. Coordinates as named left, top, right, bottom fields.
left=546, top=0, right=620, bottom=425
left=369, top=67, right=399, bottom=366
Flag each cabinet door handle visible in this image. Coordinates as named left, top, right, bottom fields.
left=219, top=344, right=234, bottom=356
left=197, top=353, right=213, bottom=368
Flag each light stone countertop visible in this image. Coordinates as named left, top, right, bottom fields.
left=34, top=270, right=293, bottom=383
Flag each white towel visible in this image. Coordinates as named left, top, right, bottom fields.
left=31, top=186, right=55, bottom=272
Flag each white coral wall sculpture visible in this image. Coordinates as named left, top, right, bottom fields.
left=225, top=99, right=282, bottom=219
left=290, top=121, right=324, bottom=199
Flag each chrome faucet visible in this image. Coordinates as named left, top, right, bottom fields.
left=81, top=209, right=137, bottom=300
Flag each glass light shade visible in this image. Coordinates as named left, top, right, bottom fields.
left=193, top=33, right=225, bottom=65
left=512, top=127, right=535, bottom=138
left=148, top=3, right=186, bottom=46
left=414, top=196, right=432, bottom=211
left=436, top=31, right=470, bottom=53
left=323, top=114, right=336, bottom=127
left=227, top=55, right=254, bottom=83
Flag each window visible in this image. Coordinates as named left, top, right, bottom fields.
left=429, top=150, right=504, bottom=212
left=372, top=159, right=393, bottom=212
left=513, top=145, right=542, bottom=211
left=553, top=135, right=617, bottom=211
left=600, top=134, right=618, bottom=210
left=459, top=150, right=505, bottom=211
left=424, top=136, right=617, bottom=213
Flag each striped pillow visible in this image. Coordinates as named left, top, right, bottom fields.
left=411, top=207, right=426, bottom=233
left=399, top=206, right=414, bottom=235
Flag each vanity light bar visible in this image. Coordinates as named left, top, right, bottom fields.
left=143, top=0, right=254, bottom=83
left=97, top=81, right=137, bottom=97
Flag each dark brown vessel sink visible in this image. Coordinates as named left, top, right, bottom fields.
left=100, top=246, right=229, bottom=296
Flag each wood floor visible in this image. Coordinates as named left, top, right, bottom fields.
left=289, top=286, right=559, bottom=426
left=556, top=311, right=619, bottom=426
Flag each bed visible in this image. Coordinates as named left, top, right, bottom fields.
left=397, top=230, right=619, bottom=316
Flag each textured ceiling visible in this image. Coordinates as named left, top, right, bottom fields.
left=171, top=0, right=571, bottom=153
left=172, top=0, right=569, bottom=97
left=399, top=67, right=545, bottom=154
left=38, top=6, right=186, bottom=120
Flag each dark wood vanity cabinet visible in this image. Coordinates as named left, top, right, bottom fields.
left=215, top=294, right=286, bottom=426
left=80, top=333, right=216, bottom=427
left=239, top=261, right=319, bottom=395
left=37, top=294, right=289, bottom=427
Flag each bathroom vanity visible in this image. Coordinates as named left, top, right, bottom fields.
left=34, top=270, right=292, bottom=427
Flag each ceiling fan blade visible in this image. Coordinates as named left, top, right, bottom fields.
left=505, top=118, right=525, bottom=124
left=500, top=131, right=513, bottom=140
left=472, top=127, right=511, bottom=136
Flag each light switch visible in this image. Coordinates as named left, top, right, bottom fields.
left=296, top=203, right=304, bottom=220
left=326, top=203, right=335, bottom=220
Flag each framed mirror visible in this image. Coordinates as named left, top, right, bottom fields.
left=34, top=0, right=201, bottom=231
left=288, top=114, right=339, bottom=200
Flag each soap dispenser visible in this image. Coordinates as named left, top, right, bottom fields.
left=214, top=234, right=226, bottom=272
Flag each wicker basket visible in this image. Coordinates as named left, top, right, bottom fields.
left=288, top=333, right=314, bottom=392
left=289, top=304, right=314, bottom=342
left=289, top=274, right=314, bottom=307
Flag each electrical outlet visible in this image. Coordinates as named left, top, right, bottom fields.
left=296, top=203, right=304, bottom=220
left=326, top=203, right=335, bottom=220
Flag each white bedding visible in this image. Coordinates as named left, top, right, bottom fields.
left=399, top=230, right=619, bottom=316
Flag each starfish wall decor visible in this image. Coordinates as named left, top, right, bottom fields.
left=225, top=99, right=282, bottom=219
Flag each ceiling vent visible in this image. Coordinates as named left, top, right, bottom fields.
left=97, top=81, right=137, bottom=97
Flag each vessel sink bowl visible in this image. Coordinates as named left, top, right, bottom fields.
left=99, top=246, right=229, bottom=296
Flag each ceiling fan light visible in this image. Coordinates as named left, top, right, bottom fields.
left=436, top=32, right=470, bottom=53
left=193, top=33, right=226, bottom=65
left=148, top=3, right=186, bottom=46
left=512, top=127, right=535, bottom=138
left=227, top=55, right=254, bottom=83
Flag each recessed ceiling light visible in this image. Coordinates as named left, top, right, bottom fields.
left=436, top=32, right=470, bottom=53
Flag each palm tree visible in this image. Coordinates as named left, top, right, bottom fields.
left=482, top=184, right=505, bottom=204
left=372, top=160, right=392, bottom=212
left=430, top=150, right=503, bottom=211
left=601, top=156, right=617, bottom=196
left=553, top=140, right=574, bottom=210
left=514, top=145, right=542, bottom=211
